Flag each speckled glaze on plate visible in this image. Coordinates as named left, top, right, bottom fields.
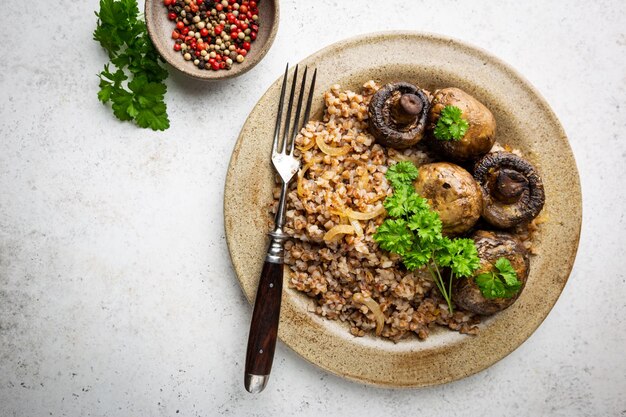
left=224, top=32, right=582, bottom=387
left=145, top=0, right=278, bottom=81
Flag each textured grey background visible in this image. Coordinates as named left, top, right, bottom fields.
left=1, top=0, right=625, bottom=416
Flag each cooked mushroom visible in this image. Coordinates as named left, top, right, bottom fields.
left=413, top=162, right=482, bottom=235
left=453, top=230, right=529, bottom=315
left=427, top=87, right=496, bottom=161
left=474, top=152, right=545, bottom=229
left=368, top=82, right=431, bottom=149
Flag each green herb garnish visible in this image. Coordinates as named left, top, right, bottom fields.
left=433, top=105, right=469, bottom=141
left=94, top=0, right=170, bottom=130
left=374, top=161, right=480, bottom=313
left=474, top=257, right=522, bottom=299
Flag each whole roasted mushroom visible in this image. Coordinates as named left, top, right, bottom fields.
left=453, top=230, right=530, bottom=315
left=368, top=82, right=431, bottom=149
left=413, top=162, right=482, bottom=235
left=427, top=87, right=496, bottom=161
left=474, top=152, right=545, bottom=229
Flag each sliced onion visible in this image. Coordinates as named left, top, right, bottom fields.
left=296, top=140, right=316, bottom=152
left=323, top=224, right=355, bottom=242
left=350, top=218, right=364, bottom=237
left=344, top=205, right=386, bottom=221
left=297, top=157, right=322, bottom=197
left=352, top=293, right=385, bottom=336
left=368, top=194, right=386, bottom=204
left=316, top=135, right=351, bottom=156
left=297, top=165, right=311, bottom=197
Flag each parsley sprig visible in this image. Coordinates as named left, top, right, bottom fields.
left=433, top=105, right=469, bottom=141
left=94, top=0, right=170, bottom=130
left=374, top=161, right=480, bottom=313
left=475, top=257, right=522, bottom=299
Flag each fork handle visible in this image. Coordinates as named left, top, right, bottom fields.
left=244, top=243, right=284, bottom=393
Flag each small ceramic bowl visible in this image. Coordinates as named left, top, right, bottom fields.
left=145, top=0, right=279, bottom=81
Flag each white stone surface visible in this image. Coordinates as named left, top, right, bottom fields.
left=1, top=0, right=625, bottom=415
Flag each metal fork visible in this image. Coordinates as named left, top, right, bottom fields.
left=244, top=64, right=317, bottom=394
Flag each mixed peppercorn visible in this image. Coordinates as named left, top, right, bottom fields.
left=163, top=0, right=259, bottom=71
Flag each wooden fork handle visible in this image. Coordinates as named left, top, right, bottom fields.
left=244, top=259, right=284, bottom=393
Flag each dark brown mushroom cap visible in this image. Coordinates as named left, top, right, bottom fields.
left=453, top=230, right=530, bottom=315
left=474, top=152, right=545, bottom=229
left=368, top=82, right=430, bottom=149
left=427, top=88, right=496, bottom=161
left=413, top=162, right=482, bottom=235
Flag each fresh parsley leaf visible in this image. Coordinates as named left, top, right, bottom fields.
left=385, top=161, right=419, bottom=189
left=475, top=257, right=521, bottom=299
left=495, top=257, right=519, bottom=286
left=403, top=244, right=432, bottom=270
left=475, top=272, right=507, bottom=299
left=407, top=209, right=442, bottom=246
left=94, top=0, right=169, bottom=131
left=435, top=238, right=480, bottom=278
left=383, top=187, right=429, bottom=218
left=110, top=89, right=134, bottom=121
left=383, top=186, right=413, bottom=218
left=373, top=219, right=414, bottom=256
left=433, top=105, right=469, bottom=141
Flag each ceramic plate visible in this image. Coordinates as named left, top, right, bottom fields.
left=224, top=32, right=582, bottom=387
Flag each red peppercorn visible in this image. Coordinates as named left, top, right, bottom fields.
left=249, top=1, right=257, bottom=7
left=250, top=31, right=257, bottom=40
left=216, top=3, right=223, bottom=11
left=172, top=30, right=179, bottom=39
left=242, top=41, right=251, bottom=51
left=227, top=13, right=236, bottom=23
left=240, top=49, right=247, bottom=57
left=168, top=12, right=177, bottom=20
left=163, top=0, right=173, bottom=5
left=184, top=35, right=193, bottom=43
left=251, top=24, right=258, bottom=31
left=176, top=21, right=185, bottom=29
left=200, top=28, right=209, bottom=37
left=239, top=5, right=248, bottom=13
left=208, top=58, right=216, bottom=64
left=173, top=43, right=181, bottom=51
left=181, top=27, right=189, bottom=35
left=214, top=25, right=223, bottom=35
left=230, top=31, right=239, bottom=39
left=195, top=50, right=201, bottom=57
left=197, top=0, right=203, bottom=3
left=239, top=23, right=248, bottom=31
left=211, top=62, right=220, bottom=71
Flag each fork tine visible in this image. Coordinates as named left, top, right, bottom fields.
left=271, top=64, right=289, bottom=155
left=301, top=68, right=317, bottom=131
left=279, top=65, right=298, bottom=153
left=287, top=66, right=308, bottom=155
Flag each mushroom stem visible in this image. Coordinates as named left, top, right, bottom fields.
left=391, top=93, right=423, bottom=125
left=494, top=168, right=528, bottom=203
